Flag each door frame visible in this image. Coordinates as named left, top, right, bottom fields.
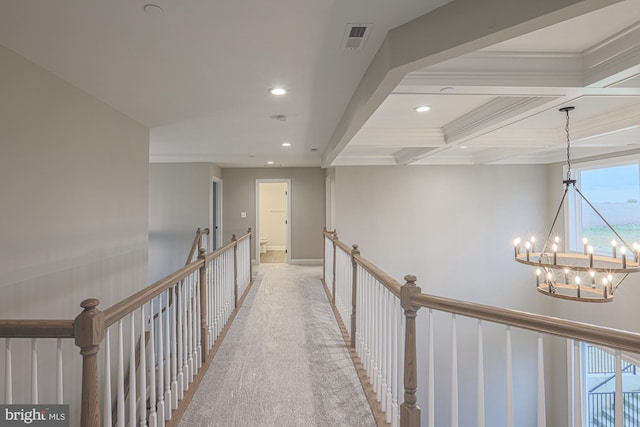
left=210, top=177, right=223, bottom=251
left=255, top=178, right=291, bottom=265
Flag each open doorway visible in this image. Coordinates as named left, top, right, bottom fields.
left=256, top=179, right=290, bottom=264
left=211, top=178, right=222, bottom=250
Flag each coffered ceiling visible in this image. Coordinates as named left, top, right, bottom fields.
left=1, top=0, right=639, bottom=168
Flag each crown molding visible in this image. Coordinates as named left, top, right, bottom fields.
left=349, top=128, right=445, bottom=147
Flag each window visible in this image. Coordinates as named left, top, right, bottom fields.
left=583, top=344, right=640, bottom=426
left=568, top=158, right=640, bottom=255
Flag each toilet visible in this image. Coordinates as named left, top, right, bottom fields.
left=260, top=237, right=268, bottom=254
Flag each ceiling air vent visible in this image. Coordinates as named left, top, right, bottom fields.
left=343, top=23, right=372, bottom=50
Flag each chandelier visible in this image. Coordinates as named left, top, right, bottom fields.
left=513, top=106, right=640, bottom=302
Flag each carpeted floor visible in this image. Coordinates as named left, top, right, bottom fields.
left=178, top=264, right=376, bottom=427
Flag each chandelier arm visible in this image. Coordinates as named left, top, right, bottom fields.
left=613, top=273, right=629, bottom=292
left=573, top=186, right=633, bottom=251
left=539, top=183, right=570, bottom=260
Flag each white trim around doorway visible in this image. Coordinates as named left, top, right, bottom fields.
left=255, top=178, right=291, bottom=265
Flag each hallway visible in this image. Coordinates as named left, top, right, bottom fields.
left=178, top=264, right=376, bottom=427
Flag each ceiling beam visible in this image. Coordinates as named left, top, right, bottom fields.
left=321, top=0, right=622, bottom=167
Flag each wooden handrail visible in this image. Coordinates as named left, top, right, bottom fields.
left=323, top=229, right=352, bottom=254
left=204, top=231, right=251, bottom=263
left=104, top=260, right=203, bottom=327
left=0, top=320, right=75, bottom=338
left=353, top=253, right=402, bottom=298
left=186, top=227, right=210, bottom=266
left=411, top=293, right=640, bottom=354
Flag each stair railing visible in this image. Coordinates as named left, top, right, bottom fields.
left=323, top=229, right=640, bottom=427
left=0, top=228, right=253, bottom=426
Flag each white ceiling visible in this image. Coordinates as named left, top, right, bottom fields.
left=1, top=0, right=639, bottom=168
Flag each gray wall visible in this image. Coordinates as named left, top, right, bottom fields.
left=0, top=44, right=149, bottom=413
left=149, top=163, right=214, bottom=282
left=222, top=167, right=325, bottom=261
left=332, top=164, right=553, bottom=427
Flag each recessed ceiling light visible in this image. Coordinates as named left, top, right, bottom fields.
left=143, top=4, right=164, bottom=16
left=460, top=145, right=468, bottom=149
left=414, top=106, right=430, bottom=113
left=282, top=142, right=291, bottom=147
left=267, top=161, right=274, bottom=165
left=269, top=88, right=286, bottom=96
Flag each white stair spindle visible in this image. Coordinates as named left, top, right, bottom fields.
left=385, top=289, right=392, bottom=420
left=117, top=320, right=125, bottom=427
left=139, top=306, right=147, bottom=427
left=164, top=289, right=172, bottom=420
left=188, top=276, right=195, bottom=383
left=451, top=315, right=458, bottom=427
left=148, top=303, right=157, bottom=427
left=157, top=299, right=166, bottom=427
left=506, top=326, right=513, bottom=427
left=5, top=338, right=12, bottom=404
left=103, top=329, right=112, bottom=427
left=391, top=297, right=399, bottom=427
left=129, top=313, right=137, bottom=427
left=31, top=338, right=38, bottom=404
left=477, top=320, right=485, bottom=427
left=428, top=309, right=435, bottom=427
left=572, top=340, right=582, bottom=427
left=615, top=350, right=623, bottom=427
left=177, top=282, right=184, bottom=400
left=182, top=279, right=190, bottom=390
left=171, top=285, right=179, bottom=410
left=56, top=338, right=63, bottom=404
left=537, top=334, right=546, bottom=427
left=195, top=272, right=202, bottom=369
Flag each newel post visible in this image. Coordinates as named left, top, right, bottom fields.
left=350, top=244, right=360, bottom=348
left=232, top=234, right=238, bottom=308
left=74, top=298, right=105, bottom=427
left=198, top=248, right=208, bottom=363
left=322, top=228, right=327, bottom=283
left=248, top=227, right=253, bottom=281
left=332, top=231, right=338, bottom=305
left=400, top=275, right=422, bottom=427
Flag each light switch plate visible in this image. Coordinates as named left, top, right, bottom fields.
left=241, top=211, right=247, bottom=218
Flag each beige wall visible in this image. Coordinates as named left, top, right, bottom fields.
left=149, top=163, right=213, bottom=282
left=222, top=167, right=325, bottom=261
left=0, top=44, right=149, bottom=415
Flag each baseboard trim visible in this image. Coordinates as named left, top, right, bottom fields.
left=266, top=245, right=286, bottom=251
left=288, top=259, right=323, bottom=265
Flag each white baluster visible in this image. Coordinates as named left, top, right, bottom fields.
left=139, top=306, right=147, bottom=427
left=171, top=286, right=179, bottom=410
left=451, top=315, right=458, bottom=427
left=207, top=261, right=213, bottom=350
left=31, top=338, right=38, bottom=404
left=506, top=326, right=513, bottom=427
left=376, top=282, right=383, bottom=402
left=164, top=289, right=172, bottom=420
left=148, top=302, right=157, bottom=427
left=103, top=329, right=112, bottom=427
left=188, top=276, right=195, bottom=383
left=427, top=309, right=434, bottom=427
left=176, top=282, right=184, bottom=400
left=385, top=289, right=393, bottom=420
left=391, top=297, right=399, bottom=427
left=129, top=313, right=137, bottom=427
left=572, top=340, right=582, bottom=427
left=117, top=320, right=125, bottom=427
left=615, top=350, right=623, bottom=427
left=56, top=338, right=63, bottom=404
left=156, top=298, right=165, bottom=427
left=477, top=320, right=485, bottom=427
left=191, top=274, right=199, bottom=375
left=182, top=279, right=190, bottom=390
left=537, top=334, right=546, bottom=427
left=195, top=272, right=202, bottom=370
left=5, top=338, right=12, bottom=404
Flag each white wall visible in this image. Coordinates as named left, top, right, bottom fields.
left=259, top=182, right=287, bottom=250
left=0, top=44, right=149, bottom=416
left=149, top=163, right=215, bottom=282
left=333, top=164, right=553, bottom=426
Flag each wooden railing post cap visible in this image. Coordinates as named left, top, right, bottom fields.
left=232, top=234, right=237, bottom=241
left=401, top=275, right=421, bottom=311
left=74, top=298, right=104, bottom=349
left=248, top=227, right=252, bottom=233
left=204, top=228, right=210, bottom=235
left=198, top=247, right=206, bottom=258
left=351, top=244, right=359, bottom=252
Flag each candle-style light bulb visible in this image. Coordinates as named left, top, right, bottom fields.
left=575, top=276, right=581, bottom=285
left=576, top=276, right=582, bottom=297
left=552, top=243, right=558, bottom=265
left=554, top=236, right=560, bottom=244
left=536, top=268, right=541, bottom=286
left=611, top=240, right=617, bottom=258
left=621, top=246, right=627, bottom=268
left=582, top=237, right=588, bottom=255
left=588, top=245, right=594, bottom=268
left=530, top=236, right=536, bottom=252
left=589, top=270, right=595, bottom=286
left=563, top=268, right=569, bottom=284
left=525, top=241, right=531, bottom=261
left=634, top=242, right=640, bottom=262
left=514, top=238, right=521, bottom=257
left=607, top=273, right=613, bottom=282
